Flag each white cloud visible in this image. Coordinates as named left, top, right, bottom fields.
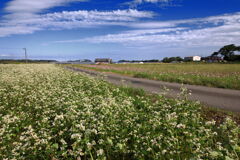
left=135, top=0, right=170, bottom=4
left=0, top=0, right=94, bottom=37
left=130, top=12, right=240, bottom=28
left=55, top=12, right=240, bottom=48
left=43, top=9, right=153, bottom=23
left=0, top=26, right=41, bottom=37
left=55, top=27, right=185, bottom=43
left=126, top=0, right=174, bottom=7
left=0, top=9, right=153, bottom=37
left=5, top=0, right=88, bottom=14
left=0, top=54, right=14, bottom=57
left=1, top=0, right=240, bottom=50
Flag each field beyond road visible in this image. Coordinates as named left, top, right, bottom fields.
left=67, top=63, right=240, bottom=90
left=1, top=64, right=240, bottom=159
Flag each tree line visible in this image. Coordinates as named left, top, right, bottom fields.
left=162, top=44, right=240, bottom=63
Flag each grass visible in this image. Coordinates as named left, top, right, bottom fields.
left=0, top=60, right=56, bottom=64
left=201, top=106, right=240, bottom=125
left=65, top=63, right=240, bottom=90
left=0, top=64, right=240, bottom=159
left=118, top=85, right=240, bottom=125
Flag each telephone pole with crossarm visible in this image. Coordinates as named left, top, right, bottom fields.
left=23, top=48, right=28, bottom=63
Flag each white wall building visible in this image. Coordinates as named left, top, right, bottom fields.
left=184, top=56, right=201, bottom=62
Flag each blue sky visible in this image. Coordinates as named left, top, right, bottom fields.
left=0, top=0, right=240, bottom=61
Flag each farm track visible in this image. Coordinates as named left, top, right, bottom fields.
left=65, top=66, right=240, bottom=112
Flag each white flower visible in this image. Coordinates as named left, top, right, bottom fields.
left=97, top=149, right=104, bottom=156
left=162, top=150, right=167, bottom=154
left=176, top=124, right=186, bottom=129
left=87, top=142, right=92, bottom=149
left=60, top=139, right=67, bottom=145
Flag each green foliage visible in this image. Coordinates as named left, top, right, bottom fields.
left=0, top=64, right=240, bottom=159
left=212, top=44, right=240, bottom=61
left=162, top=56, right=183, bottom=63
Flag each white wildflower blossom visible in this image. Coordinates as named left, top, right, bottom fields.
left=97, top=149, right=104, bottom=156
left=0, top=64, right=239, bottom=160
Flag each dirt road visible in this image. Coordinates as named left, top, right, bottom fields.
left=66, top=66, right=240, bottom=112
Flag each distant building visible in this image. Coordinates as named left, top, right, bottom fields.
left=202, top=56, right=223, bottom=62
left=57, top=59, right=93, bottom=64
left=95, top=58, right=112, bottom=64
left=184, top=56, right=201, bottom=62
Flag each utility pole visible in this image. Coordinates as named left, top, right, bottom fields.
left=23, top=48, right=28, bottom=63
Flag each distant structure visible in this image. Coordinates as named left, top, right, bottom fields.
left=57, top=59, right=93, bottom=64
left=118, top=59, right=160, bottom=64
left=95, top=58, right=112, bottom=64
left=68, top=59, right=93, bottom=64
left=202, top=56, right=223, bottom=63
left=184, top=56, right=201, bottom=62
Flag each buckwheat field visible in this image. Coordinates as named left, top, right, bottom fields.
left=0, top=64, right=239, bottom=160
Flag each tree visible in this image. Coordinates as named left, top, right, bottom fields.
left=83, top=59, right=92, bottom=62
left=162, top=57, right=170, bottom=63
left=212, top=44, right=240, bottom=61
left=212, top=52, right=219, bottom=56
left=162, top=57, right=183, bottom=63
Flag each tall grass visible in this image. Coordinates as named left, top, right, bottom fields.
left=67, top=63, right=240, bottom=89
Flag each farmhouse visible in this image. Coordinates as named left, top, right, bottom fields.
left=202, top=56, right=223, bottom=62
left=95, top=58, right=112, bottom=64
left=184, top=56, right=201, bottom=62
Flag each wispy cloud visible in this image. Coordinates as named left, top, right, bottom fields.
left=0, top=54, right=13, bottom=57
left=130, top=12, right=240, bottom=28
left=0, top=0, right=92, bottom=37
left=55, top=12, right=240, bottom=48
left=1, top=0, right=240, bottom=51
left=0, top=26, right=41, bottom=37
left=133, top=0, right=171, bottom=4
left=55, top=27, right=185, bottom=43
left=5, top=0, right=88, bottom=14
left=126, top=0, right=177, bottom=8
left=0, top=8, right=153, bottom=37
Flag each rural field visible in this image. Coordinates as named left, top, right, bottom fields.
left=0, top=64, right=240, bottom=159
left=67, top=63, right=240, bottom=90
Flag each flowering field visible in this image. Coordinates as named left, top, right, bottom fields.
left=68, top=63, right=240, bottom=90
left=0, top=64, right=240, bottom=160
